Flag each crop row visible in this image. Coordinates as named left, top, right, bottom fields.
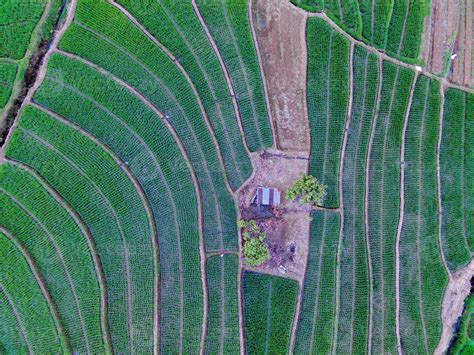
left=112, top=0, right=254, bottom=188
left=399, top=75, right=448, bottom=353
left=337, top=46, right=379, bottom=354
left=440, top=89, right=473, bottom=270
left=205, top=254, right=240, bottom=354
left=0, top=162, right=104, bottom=352
left=0, top=0, right=46, bottom=60
left=367, top=61, right=414, bottom=353
left=294, top=211, right=340, bottom=353
left=32, top=53, right=206, bottom=353
left=0, top=231, right=65, bottom=353
left=243, top=271, right=298, bottom=354
left=0, top=61, right=17, bottom=109
left=6, top=107, right=156, bottom=354
left=58, top=2, right=238, bottom=252
left=195, top=0, right=273, bottom=151
left=386, top=0, right=428, bottom=60
left=292, top=0, right=427, bottom=62
left=307, top=18, right=350, bottom=208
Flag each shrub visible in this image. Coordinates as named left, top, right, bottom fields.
left=286, top=175, right=327, bottom=206
left=238, top=219, right=270, bottom=267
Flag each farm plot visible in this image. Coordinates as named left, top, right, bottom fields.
left=292, top=0, right=428, bottom=62
left=205, top=255, right=240, bottom=354
left=114, top=0, right=254, bottom=187
left=337, top=46, right=379, bottom=354
left=0, top=162, right=104, bottom=353
left=307, top=18, right=350, bottom=208
left=367, top=61, right=414, bottom=354
left=294, top=211, right=340, bottom=354
left=195, top=0, right=273, bottom=151
left=0, top=0, right=46, bottom=60
left=5, top=106, right=155, bottom=354
left=386, top=0, right=428, bottom=61
left=242, top=271, right=298, bottom=354
left=0, top=61, right=17, bottom=109
left=58, top=1, right=239, bottom=252
left=32, top=53, right=204, bottom=354
left=439, top=89, right=473, bottom=271
left=0, top=231, right=65, bottom=353
left=399, top=75, right=448, bottom=354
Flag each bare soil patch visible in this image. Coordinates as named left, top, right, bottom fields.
left=436, top=259, right=474, bottom=354
left=422, top=0, right=473, bottom=88
left=237, top=150, right=310, bottom=281
left=251, top=0, right=310, bottom=152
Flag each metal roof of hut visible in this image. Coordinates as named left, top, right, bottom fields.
left=253, top=187, right=281, bottom=206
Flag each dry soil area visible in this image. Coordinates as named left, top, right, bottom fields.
left=237, top=150, right=310, bottom=281
left=251, top=0, right=310, bottom=152
left=436, top=260, right=474, bottom=354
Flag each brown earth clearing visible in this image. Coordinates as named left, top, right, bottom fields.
left=251, top=0, right=310, bottom=152
left=237, top=150, right=310, bottom=281
left=436, top=260, right=474, bottom=354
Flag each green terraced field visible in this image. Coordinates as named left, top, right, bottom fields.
left=0, top=0, right=472, bottom=353
left=242, top=272, right=298, bottom=354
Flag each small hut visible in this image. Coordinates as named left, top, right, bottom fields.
left=253, top=187, right=281, bottom=206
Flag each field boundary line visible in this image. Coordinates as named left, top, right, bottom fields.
left=57, top=41, right=227, bottom=255
left=47, top=50, right=209, bottom=353
left=192, top=0, right=256, bottom=154
left=395, top=0, right=411, bottom=56
left=0, top=0, right=77, bottom=160
left=18, top=126, right=136, bottom=351
left=248, top=0, right=278, bottom=148
left=1, top=188, right=91, bottom=353
left=109, top=1, right=245, bottom=187
left=333, top=40, right=354, bottom=355
left=0, top=286, right=32, bottom=353
left=5, top=156, right=113, bottom=353
left=395, top=71, right=418, bottom=355
left=108, top=1, right=237, bottom=197
left=364, top=53, right=383, bottom=355
left=436, top=84, right=452, bottom=279
left=0, top=226, right=71, bottom=352
left=31, top=102, right=161, bottom=352
left=289, top=3, right=474, bottom=95
left=57, top=48, right=211, bottom=352
left=0, top=0, right=53, bottom=132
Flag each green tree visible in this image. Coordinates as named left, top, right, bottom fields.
left=238, top=219, right=270, bottom=267
left=286, top=175, right=327, bottom=206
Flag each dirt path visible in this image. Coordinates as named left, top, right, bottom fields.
left=0, top=226, right=71, bottom=352
left=110, top=1, right=236, bottom=197
left=333, top=41, right=355, bottom=353
left=299, top=7, right=474, bottom=95
left=0, top=0, right=77, bottom=159
left=251, top=0, right=310, bottom=152
left=0, top=286, right=32, bottom=353
left=395, top=71, right=418, bottom=354
left=191, top=0, right=254, bottom=154
left=0, top=0, right=53, bottom=132
left=50, top=50, right=208, bottom=354
left=2, top=189, right=91, bottom=352
left=7, top=156, right=113, bottom=353
left=435, top=259, right=474, bottom=354
left=436, top=85, right=452, bottom=278
left=29, top=103, right=160, bottom=352
left=364, top=56, right=383, bottom=355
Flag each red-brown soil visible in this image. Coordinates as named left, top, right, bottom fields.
left=251, top=0, right=310, bottom=153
